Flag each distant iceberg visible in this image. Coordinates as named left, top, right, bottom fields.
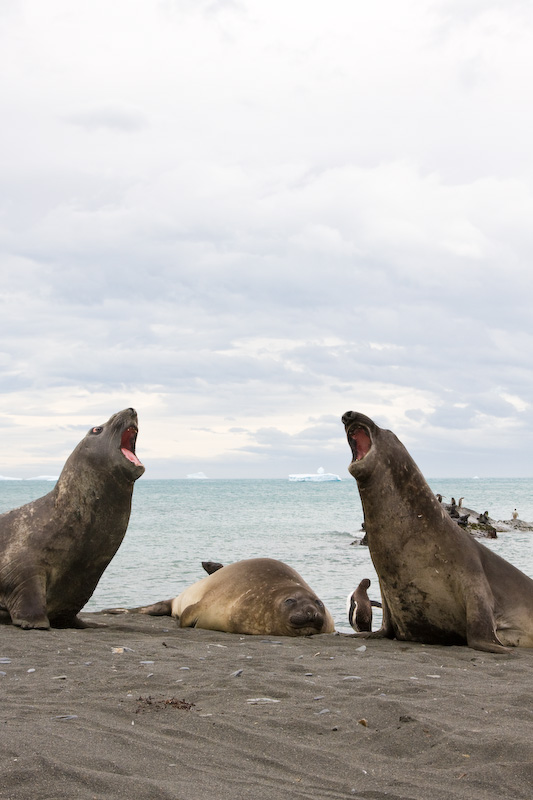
left=288, top=467, right=341, bottom=482
left=186, top=471, right=209, bottom=479
left=0, top=474, right=58, bottom=482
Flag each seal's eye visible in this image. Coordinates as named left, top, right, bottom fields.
left=315, top=599, right=324, bottom=610
left=284, top=598, right=296, bottom=606
left=91, top=427, right=103, bottom=435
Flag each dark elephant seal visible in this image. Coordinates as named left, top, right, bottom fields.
left=105, top=558, right=335, bottom=636
left=342, top=410, right=533, bottom=652
left=347, top=578, right=382, bottom=632
left=0, top=408, right=144, bottom=629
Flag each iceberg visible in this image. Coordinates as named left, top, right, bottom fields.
left=186, top=471, right=209, bottom=479
left=0, top=475, right=58, bottom=482
left=288, top=467, right=341, bottom=482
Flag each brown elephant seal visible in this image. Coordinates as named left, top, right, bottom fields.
left=104, top=558, right=335, bottom=636
left=0, top=408, right=144, bottom=629
left=342, top=410, right=533, bottom=652
left=347, top=578, right=382, bottom=632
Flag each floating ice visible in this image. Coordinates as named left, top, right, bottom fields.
left=288, top=467, right=341, bottom=482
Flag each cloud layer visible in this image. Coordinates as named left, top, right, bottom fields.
left=1, top=0, right=532, bottom=478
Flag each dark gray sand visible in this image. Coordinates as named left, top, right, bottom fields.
left=1, top=613, right=532, bottom=800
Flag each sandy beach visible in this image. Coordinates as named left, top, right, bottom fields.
left=1, top=613, right=532, bottom=800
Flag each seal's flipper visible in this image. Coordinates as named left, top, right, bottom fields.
left=468, top=637, right=512, bottom=654
left=12, top=612, right=50, bottom=630
left=102, top=600, right=175, bottom=616
left=100, top=607, right=132, bottom=615
left=202, top=561, right=224, bottom=574
left=8, top=575, right=50, bottom=630
left=138, top=599, right=174, bottom=616
left=178, top=602, right=202, bottom=628
left=466, top=594, right=511, bottom=653
left=350, top=627, right=389, bottom=640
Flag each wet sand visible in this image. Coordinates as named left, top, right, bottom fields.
left=1, top=613, right=533, bottom=800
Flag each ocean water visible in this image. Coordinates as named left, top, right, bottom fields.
left=1, top=477, right=532, bottom=633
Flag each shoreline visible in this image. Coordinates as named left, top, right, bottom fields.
left=2, top=613, right=533, bottom=799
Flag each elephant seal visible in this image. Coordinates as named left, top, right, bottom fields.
left=0, top=408, right=144, bottom=629
left=342, top=410, right=533, bottom=652
left=105, top=558, right=335, bottom=636
left=347, top=578, right=382, bottom=632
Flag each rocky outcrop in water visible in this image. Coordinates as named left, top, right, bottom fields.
left=438, top=495, right=533, bottom=538
left=349, top=500, right=533, bottom=547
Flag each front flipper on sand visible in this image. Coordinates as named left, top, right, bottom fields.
left=177, top=602, right=202, bottom=628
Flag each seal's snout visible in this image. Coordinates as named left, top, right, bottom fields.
left=289, top=604, right=324, bottom=629
left=342, top=411, right=356, bottom=426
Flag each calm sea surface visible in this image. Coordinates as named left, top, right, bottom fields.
left=1, top=477, right=532, bottom=633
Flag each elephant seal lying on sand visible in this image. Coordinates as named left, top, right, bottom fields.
left=342, top=410, right=533, bottom=653
left=0, top=408, right=144, bottom=629
left=104, top=558, right=335, bottom=636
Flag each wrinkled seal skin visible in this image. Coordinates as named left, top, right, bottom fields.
left=105, top=558, right=335, bottom=636
left=0, top=408, right=144, bottom=630
left=342, top=410, right=533, bottom=653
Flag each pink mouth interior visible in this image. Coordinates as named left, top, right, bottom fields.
left=351, top=428, right=371, bottom=461
left=121, top=427, right=143, bottom=467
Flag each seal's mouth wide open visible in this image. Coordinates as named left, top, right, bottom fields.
left=120, top=426, right=143, bottom=467
left=346, top=425, right=372, bottom=463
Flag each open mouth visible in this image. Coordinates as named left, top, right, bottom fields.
left=347, top=425, right=372, bottom=462
left=120, top=426, right=143, bottom=467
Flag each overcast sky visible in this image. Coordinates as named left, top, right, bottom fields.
left=1, top=0, right=533, bottom=480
